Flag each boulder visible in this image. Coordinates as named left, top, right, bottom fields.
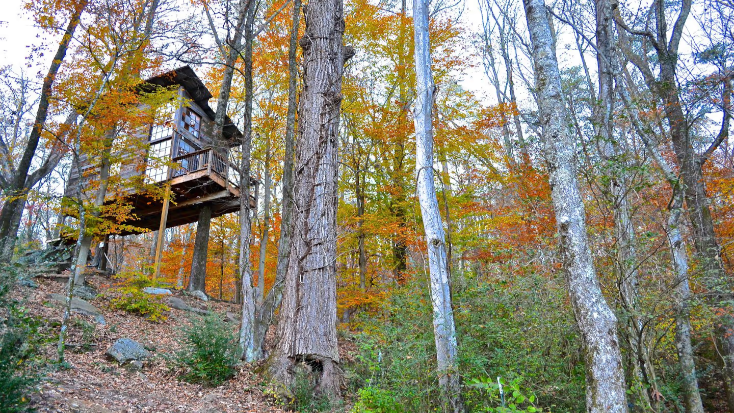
left=167, top=297, right=209, bottom=315
left=73, top=285, right=97, bottom=300
left=142, top=287, right=172, bottom=295
left=106, top=338, right=150, bottom=364
left=19, top=277, right=38, bottom=288
left=47, top=293, right=105, bottom=325
left=190, top=290, right=208, bottom=302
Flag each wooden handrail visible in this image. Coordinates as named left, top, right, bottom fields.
left=171, top=148, right=210, bottom=162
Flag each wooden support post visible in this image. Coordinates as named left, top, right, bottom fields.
left=153, top=184, right=171, bottom=279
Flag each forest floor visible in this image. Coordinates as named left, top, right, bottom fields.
left=11, top=268, right=355, bottom=413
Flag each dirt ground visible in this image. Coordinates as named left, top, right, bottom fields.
left=14, top=271, right=297, bottom=413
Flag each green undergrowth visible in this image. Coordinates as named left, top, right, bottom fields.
left=347, top=270, right=585, bottom=412
left=171, top=311, right=240, bottom=386
left=108, top=269, right=169, bottom=322
left=0, top=264, right=54, bottom=412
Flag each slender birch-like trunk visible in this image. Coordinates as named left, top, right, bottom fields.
left=620, top=87, right=705, bottom=413
left=413, top=0, right=464, bottom=410
left=593, top=0, right=654, bottom=407
left=256, top=135, right=272, bottom=307
left=238, top=0, right=258, bottom=362
left=73, top=129, right=115, bottom=286
left=523, top=0, right=628, bottom=411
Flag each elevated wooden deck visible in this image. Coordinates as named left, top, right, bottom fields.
left=119, top=147, right=256, bottom=235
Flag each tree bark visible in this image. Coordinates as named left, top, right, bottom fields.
left=268, top=0, right=350, bottom=397
left=593, top=0, right=654, bottom=407
left=253, top=0, right=301, bottom=355
left=616, top=1, right=734, bottom=406
left=619, top=85, right=705, bottom=413
left=413, top=0, right=464, bottom=410
left=256, top=134, right=272, bottom=307
left=669, top=189, right=705, bottom=413
left=188, top=205, right=212, bottom=293
left=0, top=0, right=87, bottom=262
left=237, top=0, right=258, bottom=362
left=523, top=0, right=628, bottom=411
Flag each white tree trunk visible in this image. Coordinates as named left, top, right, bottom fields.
left=523, top=0, right=628, bottom=411
left=413, top=0, right=464, bottom=410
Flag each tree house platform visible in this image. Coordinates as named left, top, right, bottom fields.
left=119, top=146, right=257, bottom=235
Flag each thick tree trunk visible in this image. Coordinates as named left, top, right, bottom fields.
left=188, top=205, right=212, bottom=293
left=253, top=0, right=301, bottom=355
left=523, top=0, right=628, bottom=411
left=0, top=0, right=87, bottom=262
left=413, top=0, right=464, bottom=410
left=269, top=0, right=350, bottom=397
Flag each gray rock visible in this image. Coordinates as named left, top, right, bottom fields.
left=142, top=287, right=172, bottom=295
left=190, top=290, right=208, bottom=302
left=47, top=293, right=106, bottom=325
left=19, top=278, right=38, bottom=288
left=226, top=312, right=238, bottom=323
left=124, top=360, right=144, bottom=371
left=106, top=338, right=150, bottom=364
left=167, top=297, right=209, bottom=315
left=73, top=285, right=97, bottom=300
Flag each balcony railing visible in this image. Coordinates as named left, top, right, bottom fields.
left=171, top=147, right=242, bottom=189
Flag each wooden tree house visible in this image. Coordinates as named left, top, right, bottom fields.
left=64, top=66, right=256, bottom=277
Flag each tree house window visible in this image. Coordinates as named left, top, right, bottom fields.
left=181, top=107, right=201, bottom=138
left=145, top=137, right=172, bottom=183
left=150, top=103, right=177, bottom=142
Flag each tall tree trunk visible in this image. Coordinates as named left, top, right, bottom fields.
left=73, top=129, right=115, bottom=286
left=523, top=0, right=628, bottom=411
left=0, top=0, right=87, bottom=262
left=413, top=0, right=464, bottom=410
left=390, top=0, right=409, bottom=284
left=594, top=0, right=654, bottom=407
left=253, top=0, right=301, bottom=355
left=268, top=0, right=351, bottom=396
left=356, top=170, right=367, bottom=291
left=188, top=205, right=212, bottom=293
left=617, top=1, right=734, bottom=405
left=620, top=77, right=705, bottom=413
left=238, top=0, right=258, bottom=362
left=256, top=134, right=272, bottom=307
left=669, top=189, right=705, bottom=413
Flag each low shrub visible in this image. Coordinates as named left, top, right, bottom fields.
left=173, top=312, right=239, bottom=386
left=352, top=386, right=402, bottom=413
left=467, top=376, right=540, bottom=412
left=290, top=365, right=339, bottom=412
left=108, top=270, right=168, bottom=322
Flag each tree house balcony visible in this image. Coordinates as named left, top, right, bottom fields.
left=120, top=144, right=256, bottom=235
